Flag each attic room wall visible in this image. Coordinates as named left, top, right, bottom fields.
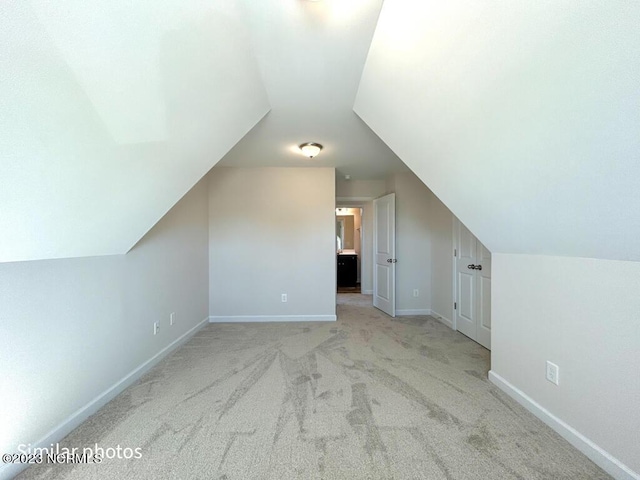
left=208, top=167, right=336, bottom=321
left=389, top=172, right=459, bottom=326
left=0, top=179, right=209, bottom=476
left=492, top=255, right=640, bottom=477
left=387, top=172, right=432, bottom=315
left=335, top=179, right=386, bottom=199
left=428, top=191, right=455, bottom=327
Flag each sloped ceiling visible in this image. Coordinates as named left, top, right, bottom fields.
left=355, top=0, right=640, bottom=261
left=5, top=0, right=638, bottom=264
left=218, top=0, right=409, bottom=180
left=0, top=0, right=269, bottom=263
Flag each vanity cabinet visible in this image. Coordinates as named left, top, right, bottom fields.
left=337, top=254, right=357, bottom=287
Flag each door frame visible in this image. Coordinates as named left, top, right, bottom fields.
left=452, top=219, right=459, bottom=331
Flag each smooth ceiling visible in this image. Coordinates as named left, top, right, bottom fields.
left=219, top=0, right=409, bottom=179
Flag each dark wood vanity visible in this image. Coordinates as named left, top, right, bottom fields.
left=337, top=253, right=357, bottom=287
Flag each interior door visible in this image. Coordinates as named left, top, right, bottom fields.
left=373, top=193, right=396, bottom=317
left=455, top=220, right=491, bottom=350
left=476, top=242, right=492, bottom=348
left=455, top=222, right=477, bottom=341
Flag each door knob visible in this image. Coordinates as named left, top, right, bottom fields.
left=475, top=264, right=482, bottom=271
left=387, top=259, right=392, bottom=263
left=467, top=264, right=476, bottom=270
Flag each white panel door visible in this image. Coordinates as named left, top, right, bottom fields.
left=455, top=220, right=491, bottom=350
left=373, top=193, right=396, bottom=317
left=455, top=222, right=477, bottom=340
left=476, top=242, right=492, bottom=349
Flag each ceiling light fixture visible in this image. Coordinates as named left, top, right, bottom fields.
left=299, top=142, right=323, bottom=159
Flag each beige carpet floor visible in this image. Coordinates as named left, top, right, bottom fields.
left=19, top=294, right=609, bottom=479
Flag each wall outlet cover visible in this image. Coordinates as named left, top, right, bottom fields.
left=546, top=361, right=559, bottom=385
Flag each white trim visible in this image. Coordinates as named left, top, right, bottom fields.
left=452, top=218, right=458, bottom=331
left=396, top=309, right=431, bottom=316
left=0, top=316, right=210, bottom=480
left=209, top=315, right=337, bottom=323
left=489, top=371, right=639, bottom=480
left=361, top=289, right=373, bottom=295
left=431, top=309, right=454, bottom=329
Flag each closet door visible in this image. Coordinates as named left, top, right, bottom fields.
left=455, top=220, right=491, bottom=350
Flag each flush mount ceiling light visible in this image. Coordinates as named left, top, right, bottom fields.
left=299, top=142, right=323, bottom=159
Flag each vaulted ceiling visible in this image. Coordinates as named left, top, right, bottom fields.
left=1, top=0, right=270, bottom=262
left=355, top=0, right=640, bottom=261
left=2, top=0, right=639, bottom=263
left=219, top=0, right=408, bottom=180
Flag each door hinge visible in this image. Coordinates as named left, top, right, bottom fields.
left=454, top=249, right=457, bottom=257
left=454, top=302, right=457, bottom=310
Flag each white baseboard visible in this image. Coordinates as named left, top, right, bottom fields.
left=0, top=316, right=210, bottom=480
left=361, top=290, right=373, bottom=295
left=209, top=315, right=337, bottom=323
left=430, top=309, right=454, bottom=330
left=396, top=309, right=431, bottom=316
left=489, top=371, right=639, bottom=480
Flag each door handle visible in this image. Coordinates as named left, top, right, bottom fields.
left=387, top=259, right=392, bottom=263
left=467, top=264, right=476, bottom=270
left=386, top=259, right=398, bottom=263
left=475, top=264, right=482, bottom=271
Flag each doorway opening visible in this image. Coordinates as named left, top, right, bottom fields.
left=336, top=207, right=362, bottom=293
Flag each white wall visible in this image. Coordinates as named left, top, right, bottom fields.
left=428, top=192, right=455, bottom=327
left=388, top=172, right=432, bottom=315
left=0, top=179, right=209, bottom=476
left=208, top=167, right=336, bottom=320
left=491, top=254, right=640, bottom=478
left=336, top=179, right=386, bottom=199
left=0, top=0, right=269, bottom=263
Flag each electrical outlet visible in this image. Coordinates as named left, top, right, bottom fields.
left=413, top=289, right=419, bottom=297
left=153, top=322, right=160, bottom=336
left=170, top=312, right=175, bottom=326
left=281, top=294, right=288, bottom=303
left=546, top=361, right=559, bottom=385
